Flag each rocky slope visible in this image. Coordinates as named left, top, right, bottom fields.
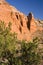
left=0, top=0, right=43, bottom=41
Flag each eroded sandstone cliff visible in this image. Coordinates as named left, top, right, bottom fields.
left=0, top=0, right=43, bottom=41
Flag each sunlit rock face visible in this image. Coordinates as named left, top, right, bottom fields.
left=0, top=0, right=43, bottom=41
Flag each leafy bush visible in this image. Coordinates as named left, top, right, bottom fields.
left=0, top=21, right=42, bottom=65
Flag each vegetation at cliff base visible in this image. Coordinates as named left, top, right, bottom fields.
left=0, top=21, right=42, bottom=65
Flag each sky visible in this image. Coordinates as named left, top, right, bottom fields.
left=6, top=0, right=43, bottom=20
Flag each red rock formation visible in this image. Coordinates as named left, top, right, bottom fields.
left=0, top=0, right=43, bottom=41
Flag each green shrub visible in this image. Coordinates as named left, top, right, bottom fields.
left=0, top=21, right=42, bottom=65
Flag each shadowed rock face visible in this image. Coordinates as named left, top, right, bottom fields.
left=0, top=0, right=43, bottom=41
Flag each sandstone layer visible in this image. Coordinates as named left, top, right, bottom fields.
left=0, top=0, right=43, bottom=42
